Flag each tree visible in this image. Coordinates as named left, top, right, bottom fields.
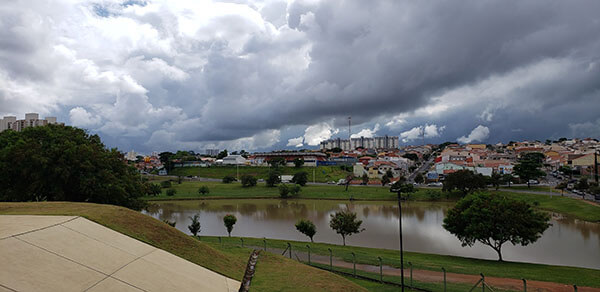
left=158, top=151, right=174, bottom=173
left=442, top=170, right=487, bottom=195
left=188, top=214, right=201, bottom=236
left=414, top=173, right=424, bottom=184
left=166, top=189, right=177, bottom=196
left=402, top=153, right=419, bottom=162
left=223, top=214, right=237, bottom=237
left=295, top=219, right=316, bottom=242
left=266, top=170, right=281, bottom=187
left=160, top=180, right=172, bottom=188
left=241, top=175, right=257, bottom=187
left=577, top=178, right=589, bottom=191
left=198, top=185, right=210, bottom=195
left=559, top=166, right=573, bottom=178
left=501, top=174, right=514, bottom=187
left=293, top=158, right=304, bottom=168
left=514, top=153, right=546, bottom=188
left=222, top=175, right=236, bottom=183
left=488, top=172, right=502, bottom=190
left=391, top=182, right=415, bottom=199
left=361, top=173, right=369, bottom=185
left=291, top=171, right=308, bottom=186
left=148, top=183, right=162, bottom=196
left=331, top=147, right=343, bottom=153
left=269, top=157, right=286, bottom=168
left=443, top=193, right=550, bottom=261
left=329, top=210, right=364, bottom=246
left=381, top=174, right=390, bottom=186
left=0, top=124, right=146, bottom=210
left=217, top=149, right=228, bottom=159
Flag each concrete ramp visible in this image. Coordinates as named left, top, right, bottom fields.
left=0, top=215, right=239, bottom=292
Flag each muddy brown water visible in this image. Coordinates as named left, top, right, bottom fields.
left=143, top=199, right=600, bottom=269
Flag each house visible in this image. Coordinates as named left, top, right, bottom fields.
left=158, top=168, right=167, bottom=176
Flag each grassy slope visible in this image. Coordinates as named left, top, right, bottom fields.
left=0, top=202, right=365, bottom=292
left=199, top=236, right=600, bottom=288
left=144, top=181, right=600, bottom=222
left=169, top=165, right=351, bottom=183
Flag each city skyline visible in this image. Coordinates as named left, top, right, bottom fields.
left=1, top=1, right=599, bottom=153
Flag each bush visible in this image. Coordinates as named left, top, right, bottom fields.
left=223, top=214, right=237, bottom=237
left=291, top=171, right=308, bottom=186
left=166, top=188, right=177, bottom=196
left=266, top=170, right=281, bottom=187
left=279, top=184, right=290, bottom=198
left=427, top=190, right=441, bottom=200
left=198, top=185, right=210, bottom=195
left=147, top=183, right=162, bottom=196
left=222, top=175, right=236, bottom=183
left=160, top=180, right=172, bottom=188
left=290, top=184, right=301, bottom=196
left=241, top=175, right=257, bottom=187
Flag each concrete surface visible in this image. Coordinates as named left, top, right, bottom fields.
left=0, top=215, right=240, bottom=292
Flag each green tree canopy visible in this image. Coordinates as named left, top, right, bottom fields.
left=329, top=210, right=364, bottom=246
left=269, top=157, right=286, bottom=167
left=295, top=219, right=317, bottom=242
left=223, top=214, right=237, bottom=237
left=266, top=170, right=281, bottom=187
left=293, top=158, right=304, bottom=168
left=0, top=125, right=146, bottom=210
left=514, top=153, right=546, bottom=187
left=240, top=175, right=257, bottom=187
left=414, top=173, right=424, bottom=184
left=402, top=153, right=419, bottom=161
left=442, top=170, right=487, bottom=195
left=443, top=193, right=550, bottom=261
left=188, top=214, right=201, bottom=236
left=291, top=171, right=308, bottom=186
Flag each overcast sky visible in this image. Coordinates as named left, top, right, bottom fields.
left=1, top=0, right=599, bottom=153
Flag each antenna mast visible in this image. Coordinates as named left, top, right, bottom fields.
left=348, top=116, right=352, bottom=140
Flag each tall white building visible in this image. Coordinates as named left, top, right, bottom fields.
left=320, top=135, right=399, bottom=151
left=0, top=113, right=59, bottom=133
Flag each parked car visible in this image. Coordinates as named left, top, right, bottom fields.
left=327, top=181, right=336, bottom=184
left=427, top=182, right=443, bottom=187
left=528, top=179, right=539, bottom=185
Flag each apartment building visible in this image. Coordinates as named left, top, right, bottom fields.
left=0, top=113, right=59, bottom=133
left=320, top=135, right=399, bottom=151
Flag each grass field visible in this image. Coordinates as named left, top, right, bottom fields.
left=0, top=202, right=366, bottom=292
left=143, top=180, right=600, bottom=222
left=198, top=236, right=600, bottom=288
left=169, top=165, right=351, bottom=183
left=500, top=185, right=562, bottom=193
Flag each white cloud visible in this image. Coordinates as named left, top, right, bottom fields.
left=351, top=123, right=380, bottom=138
left=287, top=136, right=304, bottom=147
left=69, top=107, right=101, bottom=127
left=303, top=122, right=339, bottom=146
left=457, top=125, right=490, bottom=144
left=400, top=124, right=445, bottom=142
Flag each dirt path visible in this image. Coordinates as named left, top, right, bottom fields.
left=261, top=246, right=599, bottom=292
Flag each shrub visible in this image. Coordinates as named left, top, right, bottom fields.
left=198, top=185, right=210, bottom=195
left=147, top=183, right=162, bottom=196
left=223, top=214, right=237, bottom=237
left=222, top=175, right=236, bottom=183
left=160, top=180, right=172, bottom=188
left=279, top=184, right=290, bottom=198
left=166, top=188, right=177, bottom=196
left=291, top=171, right=308, bottom=186
left=290, top=184, right=301, bottom=196
left=241, top=175, right=257, bottom=187
left=266, top=170, right=281, bottom=187
left=427, top=190, right=441, bottom=200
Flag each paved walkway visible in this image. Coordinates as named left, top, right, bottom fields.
left=0, top=215, right=239, bottom=292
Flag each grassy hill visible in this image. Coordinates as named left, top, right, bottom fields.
left=0, top=202, right=366, bottom=292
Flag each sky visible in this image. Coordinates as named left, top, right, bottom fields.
left=1, top=0, right=599, bottom=153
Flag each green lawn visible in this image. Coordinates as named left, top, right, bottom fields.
left=169, top=165, right=351, bottom=183
left=500, top=185, right=562, bottom=193
left=144, top=181, right=600, bottom=222
left=198, top=236, right=600, bottom=288
left=495, top=191, right=600, bottom=222
left=0, top=202, right=365, bottom=292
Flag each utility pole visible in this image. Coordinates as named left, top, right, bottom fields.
left=595, top=150, right=598, bottom=184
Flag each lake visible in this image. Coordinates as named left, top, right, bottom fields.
left=143, top=199, right=600, bottom=269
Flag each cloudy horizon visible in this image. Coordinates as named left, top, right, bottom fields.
left=1, top=0, right=599, bottom=153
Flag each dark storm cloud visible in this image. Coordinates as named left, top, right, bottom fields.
left=0, top=0, right=599, bottom=152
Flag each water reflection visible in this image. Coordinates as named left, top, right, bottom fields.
left=143, top=199, right=600, bottom=269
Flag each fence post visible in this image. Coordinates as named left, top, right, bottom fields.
left=574, top=285, right=578, bottom=292
left=408, top=262, right=413, bottom=288
left=306, top=245, right=311, bottom=265
left=351, top=252, right=356, bottom=277
left=287, top=243, right=292, bottom=259
left=328, top=248, right=333, bottom=271
left=481, top=274, right=485, bottom=292
left=442, top=267, right=446, bottom=292
left=522, top=279, right=526, bottom=292
left=240, top=238, right=244, bottom=247
left=378, top=257, right=383, bottom=283
left=263, top=238, right=267, bottom=251
left=218, top=236, right=221, bottom=246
